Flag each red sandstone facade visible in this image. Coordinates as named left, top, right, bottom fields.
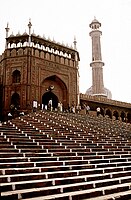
left=0, top=21, right=80, bottom=119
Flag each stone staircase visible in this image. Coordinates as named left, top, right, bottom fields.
left=0, top=110, right=131, bottom=200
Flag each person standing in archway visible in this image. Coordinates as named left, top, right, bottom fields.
left=60, top=102, right=63, bottom=112
left=96, top=107, right=101, bottom=116
left=48, top=99, right=52, bottom=111
left=86, top=105, right=90, bottom=114
left=8, top=112, right=12, bottom=120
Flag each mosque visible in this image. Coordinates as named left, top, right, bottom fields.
left=1, top=17, right=131, bottom=200
left=0, top=18, right=131, bottom=122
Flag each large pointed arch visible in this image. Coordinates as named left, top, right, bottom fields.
left=41, top=75, right=68, bottom=110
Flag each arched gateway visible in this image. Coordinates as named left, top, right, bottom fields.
left=42, top=75, right=68, bottom=110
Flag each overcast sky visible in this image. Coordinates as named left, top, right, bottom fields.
left=0, top=0, right=131, bottom=103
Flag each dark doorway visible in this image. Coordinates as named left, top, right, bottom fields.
left=11, top=93, right=20, bottom=109
left=42, top=91, right=59, bottom=110
left=105, top=109, right=112, bottom=119
left=120, top=111, right=126, bottom=122
left=113, top=111, right=119, bottom=120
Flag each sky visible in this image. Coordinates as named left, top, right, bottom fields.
left=0, top=0, right=131, bottom=103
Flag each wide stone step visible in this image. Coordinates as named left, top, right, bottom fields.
left=0, top=162, right=35, bottom=169
left=0, top=156, right=63, bottom=163
left=0, top=144, right=12, bottom=148
left=0, top=165, right=71, bottom=176
left=1, top=164, right=131, bottom=185
left=0, top=160, right=64, bottom=169
left=20, top=149, right=47, bottom=153
left=0, top=148, right=19, bottom=153
left=1, top=181, right=131, bottom=200
left=12, top=145, right=43, bottom=149
left=0, top=153, right=23, bottom=158
left=0, top=157, right=28, bottom=163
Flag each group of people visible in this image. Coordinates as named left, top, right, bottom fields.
left=43, top=99, right=63, bottom=112
left=43, top=100, right=102, bottom=117
left=84, top=104, right=101, bottom=116
left=7, top=99, right=102, bottom=120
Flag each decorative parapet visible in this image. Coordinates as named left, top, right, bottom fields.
left=80, top=93, right=131, bottom=109
left=5, top=33, right=80, bottom=62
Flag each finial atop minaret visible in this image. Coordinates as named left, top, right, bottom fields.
left=5, top=22, right=10, bottom=49
left=28, top=18, right=32, bottom=46
left=73, top=36, right=77, bottom=50
left=5, top=22, right=10, bottom=38
left=28, top=18, right=32, bottom=36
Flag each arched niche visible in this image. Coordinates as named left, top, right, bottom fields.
left=113, top=110, right=119, bottom=120
left=18, top=48, right=24, bottom=56
left=56, top=55, right=60, bottom=63
left=51, top=54, right=55, bottom=61
left=11, top=49, right=16, bottom=57
left=61, top=57, right=65, bottom=64
left=46, top=52, right=51, bottom=60
left=105, top=109, right=112, bottom=119
left=120, top=111, right=126, bottom=122
left=40, top=51, right=45, bottom=59
left=35, top=49, right=40, bottom=57
left=12, top=70, right=21, bottom=83
left=65, top=58, right=68, bottom=65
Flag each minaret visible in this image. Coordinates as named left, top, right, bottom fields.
left=5, top=23, right=10, bottom=49
left=89, top=17, right=106, bottom=97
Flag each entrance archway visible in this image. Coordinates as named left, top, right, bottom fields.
left=42, top=91, right=59, bottom=110
left=42, top=75, right=68, bottom=109
left=11, top=92, right=20, bottom=109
